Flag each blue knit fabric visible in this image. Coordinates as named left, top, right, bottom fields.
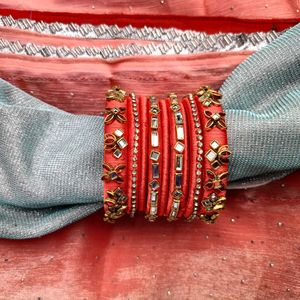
left=0, top=80, right=103, bottom=238
left=221, top=23, right=300, bottom=187
left=0, top=23, right=299, bottom=239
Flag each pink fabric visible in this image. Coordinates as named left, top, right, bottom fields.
left=1, top=0, right=299, bottom=20
left=0, top=3, right=297, bottom=116
left=0, top=3, right=299, bottom=299
left=0, top=51, right=250, bottom=114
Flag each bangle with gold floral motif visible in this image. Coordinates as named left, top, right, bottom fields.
left=194, top=86, right=231, bottom=224
left=102, top=86, right=129, bottom=223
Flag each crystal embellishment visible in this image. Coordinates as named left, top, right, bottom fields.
left=110, top=171, right=118, bottom=180
left=175, top=154, right=183, bottom=171
left=151, top=117, right=159, bottom=129
left=212, top=113, right=221, bottom=121
left=150, top=206, right=157, bottom=214
left=210, top=140, right=220, bottom=150
left=151, top=131, right=159, bottom=147
left=175, top=173, right=182, bottom=188
left=117, top=137, right=128, bottom=149
left=150, top=191, right=158, bottom=203
left=174, top=112, right=183, bottom=125
left=152, top=163, right=159, bottom=179
left=113, top=149, right=122, bottom=159
left=176, top=125, right=184, bottom=140
left=149, top=180, right=160, bottom=191
left=150, top=150, right=160, bottom=161
left=114, top=129, right=124, bottom=137
left=173, top=201, right=180, bottom=209
left=206, top=149, right=217, bottom=162
left=174, top=141, right=185, bottom=153
left=150, top=106, right=160, bottom=115
left=172, top=190, right=183, bottom=199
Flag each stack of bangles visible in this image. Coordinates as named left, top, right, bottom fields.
left=102, top=86, right=231, bottom=224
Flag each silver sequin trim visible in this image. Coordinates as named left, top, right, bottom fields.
left=0, top=15, right=280, bottom=44
left=0, top=15, right=281, bottom=59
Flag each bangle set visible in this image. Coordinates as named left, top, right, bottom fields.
left=102, top=86, right=231, bottom=224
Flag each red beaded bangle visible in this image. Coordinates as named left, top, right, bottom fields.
left=102, top=87, right=129, bottom=223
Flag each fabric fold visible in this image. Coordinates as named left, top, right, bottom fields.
left=221, top=23, right=300, bottom=187
left=0, top=22, right=300, bottom=238
left=0, top=79, right=104, bottom=238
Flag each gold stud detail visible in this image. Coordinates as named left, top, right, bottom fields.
left=194, top=86, right=222, bottom=107
left=186, top=93, right=203, bottom=222
left=129, top=93, right=139, bottom=217
left=104, top=129, right=128, bottom=158
left=201, top=193, right=226, bottom=212
left=104, top=107, right=127, bottom=124
left=204, top=110, right=226, bottom=130
left=106, top=86, right=126, bottom=102
left=103, top=187, right=128, bottom=223
left=204, top=170, right=228, bottom=191
left=205, top=141, right=231, bottom=169
left=101, top=163, right=126, bottom=183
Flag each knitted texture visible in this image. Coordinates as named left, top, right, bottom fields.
left=0, top=80, right=103, bottom=238
left=221, top=23, right=300, bottom=187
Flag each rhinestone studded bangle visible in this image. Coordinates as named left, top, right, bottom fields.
left=167, top=93, right=185, bottom=222
left=182, top=94, right=204, bottom=221
left=127, top=92, right=140, bottom=217
left=145, top=96, right=161, bottom=222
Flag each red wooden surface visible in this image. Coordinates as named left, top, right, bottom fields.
left=0, top=171, right=299, bottom=299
